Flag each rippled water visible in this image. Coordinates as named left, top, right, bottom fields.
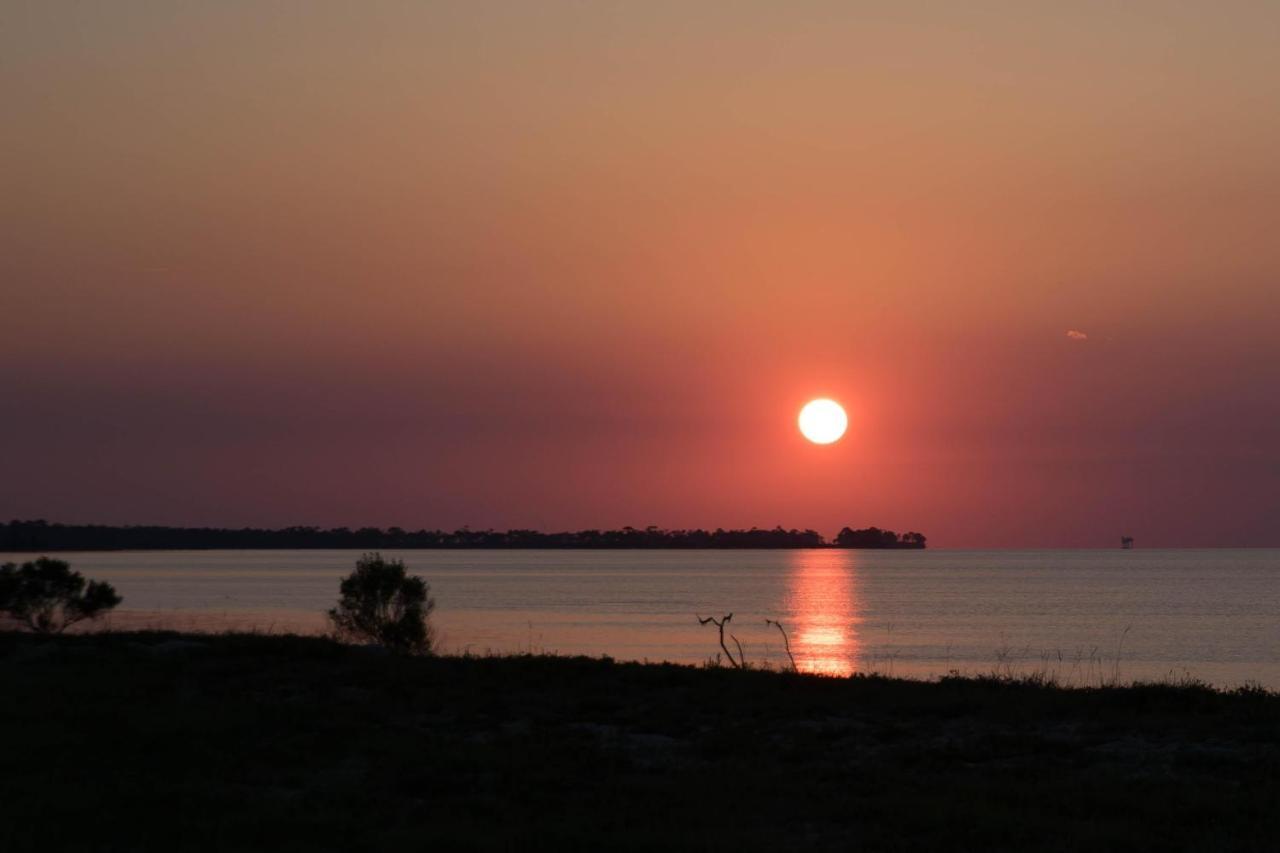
left=11, top=549, right=1278, bottom=687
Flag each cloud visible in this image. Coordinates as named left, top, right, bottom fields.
left=1065, top=329, right=1088, bottom=341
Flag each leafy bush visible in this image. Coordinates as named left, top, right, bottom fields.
left=327, top=553, right=435, bottom=654
left=0, top=557, right=122, bottom=633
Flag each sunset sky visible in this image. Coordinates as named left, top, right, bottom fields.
left=3, top=1, right=1278, bottom=546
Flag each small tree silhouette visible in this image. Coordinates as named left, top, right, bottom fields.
left=0, top=557, right=122, bottom=634
left=328, top=553, right=436, bottom=654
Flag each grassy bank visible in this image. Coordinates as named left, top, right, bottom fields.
left=2, top=632, right=1277, bottom=852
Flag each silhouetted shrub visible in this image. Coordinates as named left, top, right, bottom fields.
left=327, top=553, right=435, bottom=654
left=0, top=557, right=122, bottom=633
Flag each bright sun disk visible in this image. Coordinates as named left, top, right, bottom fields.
left=798, top=399, right=848, bottom=444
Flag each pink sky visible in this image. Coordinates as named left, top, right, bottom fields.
left=3, top=2, right=1279, bottom=546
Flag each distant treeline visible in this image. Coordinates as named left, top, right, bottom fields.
left=1, top=520, right=926, bottom=551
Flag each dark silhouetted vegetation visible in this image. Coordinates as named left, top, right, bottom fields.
left=697, top=612, right=744, bottom=668
left=1, top=520, right=926, bottom=551
left=328, top=553, right=435, bottom=654
left=834, top=526, right=926, bottom=548
left=1, top=631, right=1276, bottom=852
left=765, top=618, right=798, bottom=671
left=0, top=557, right=121, bottom=633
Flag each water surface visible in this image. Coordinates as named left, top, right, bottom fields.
left=12, top=549, right=1278, bottom=687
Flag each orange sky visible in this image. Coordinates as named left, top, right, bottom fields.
left=3, top=2, right=1279, bottom=545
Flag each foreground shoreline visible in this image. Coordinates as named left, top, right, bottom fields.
left=3, top=631, right=1277, bottom=851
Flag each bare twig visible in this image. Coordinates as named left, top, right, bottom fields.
left=697, top=613, right=742, bottom=668
left=765, top=618, right=798, bottom=672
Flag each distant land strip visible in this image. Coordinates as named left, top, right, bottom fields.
left=1, top=521, right=925, bottom=551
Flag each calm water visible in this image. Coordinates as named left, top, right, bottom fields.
left=14, top=549, right=1279, bottom=688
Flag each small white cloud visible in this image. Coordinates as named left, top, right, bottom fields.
left=1066, top=329, right=1088, bottom=341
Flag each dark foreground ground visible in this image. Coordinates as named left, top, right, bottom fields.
left=2, top=632, right=1277, bottom=852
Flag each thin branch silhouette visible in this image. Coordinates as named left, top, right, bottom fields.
left=766, top=618, right=798, bottom=672
left=697, top=613, right=744, bottom=668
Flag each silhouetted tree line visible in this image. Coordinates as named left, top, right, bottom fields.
left=835, top=527, right=927, bottom=549
left=1, top=520, right=925, bottom=551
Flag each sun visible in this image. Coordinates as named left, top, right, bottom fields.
left=798, top=399, right=847, bottom=444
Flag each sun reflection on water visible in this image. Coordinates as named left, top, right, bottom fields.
left=786, top=550, right=861, bottom=676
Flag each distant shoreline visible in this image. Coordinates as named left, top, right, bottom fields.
left=1, top=521, right=927, bottom=552
left=4, top=545, right=916, bottom=552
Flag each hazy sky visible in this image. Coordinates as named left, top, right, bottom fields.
left=3, top=1, right=1279, bottom=546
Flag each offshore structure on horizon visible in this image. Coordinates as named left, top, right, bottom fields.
left=1121, top=536, right=1135, bottom=549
